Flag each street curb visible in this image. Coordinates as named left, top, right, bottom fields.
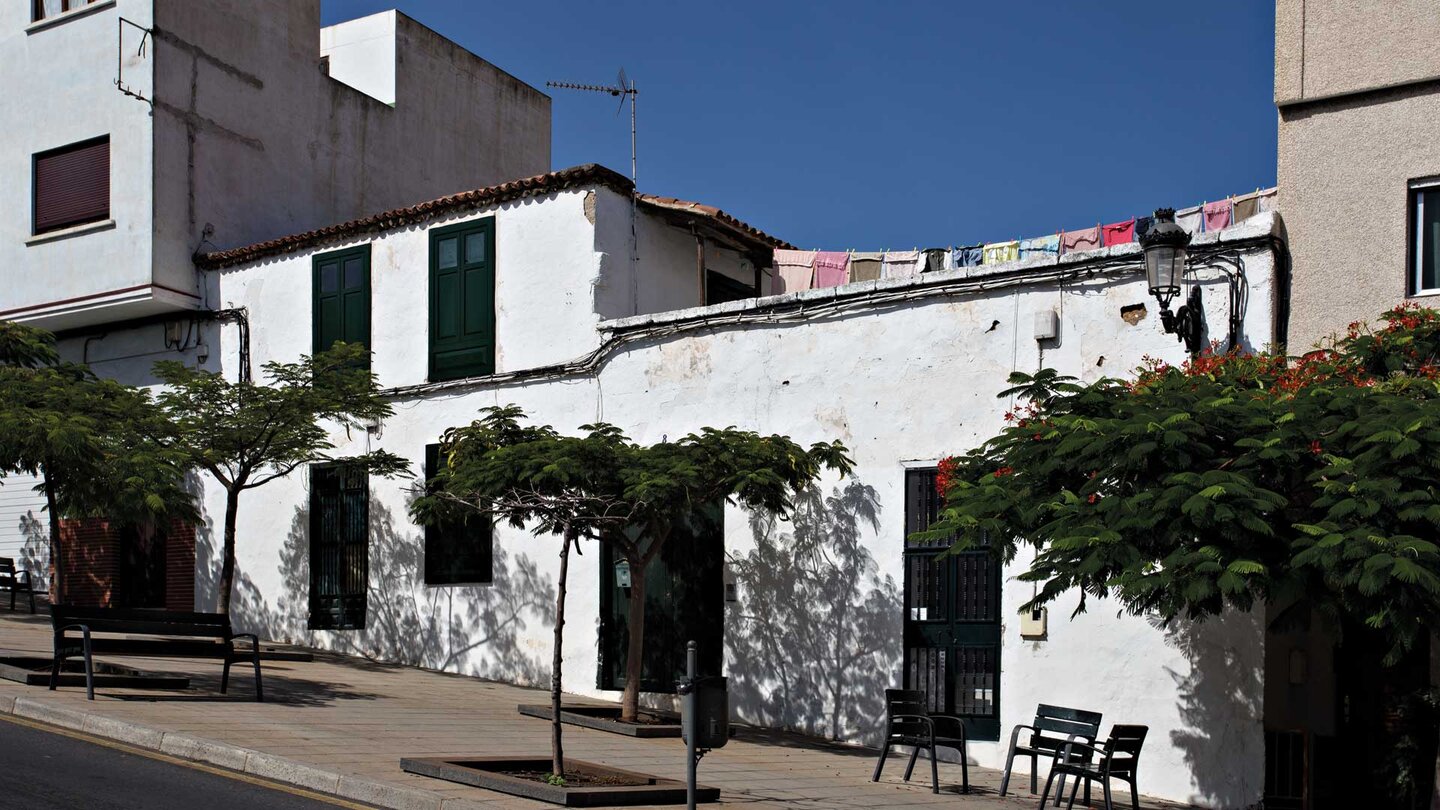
left=0, top=694, right=489, bottom=810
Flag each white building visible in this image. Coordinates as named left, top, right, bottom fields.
left=1, top=4, right=1295, bottom=808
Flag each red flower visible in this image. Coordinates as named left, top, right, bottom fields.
left=993, top=466, right=1014, bottom=478
left=935, top=456, right=959, bottom=496
left=1309, top=440, right=1323, bottom=456
left=1087, top=493, right=1098, bottom=504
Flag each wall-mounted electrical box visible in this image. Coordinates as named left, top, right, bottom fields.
left=1034, top=309, right=1060, bottom=341
left=1020, top=605, right=1048, bottom=639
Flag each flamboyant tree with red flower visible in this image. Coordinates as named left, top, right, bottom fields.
left=923, top=304, right=1440, bottom=806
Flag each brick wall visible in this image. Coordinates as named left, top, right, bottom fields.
left=56, top=518, right=118, bottom=606
left=164, top=518, right=196, bottom=611
left=54, top=517, right=196, bottom=609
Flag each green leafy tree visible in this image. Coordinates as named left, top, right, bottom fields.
left=154, top=343, right=407, bottom=614
left=925, top=304, right=1440, bottom=807
left=414, top=406, right=852, bottom=777
left=0, top=322, right=195, bottom=602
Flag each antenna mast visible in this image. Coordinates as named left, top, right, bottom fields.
left=547, top=68, right=638, bottom=184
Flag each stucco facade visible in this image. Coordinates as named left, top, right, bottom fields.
left=135, top=182, right=1281, bottom=807
left=1276, top=0, right=1440, bottom=348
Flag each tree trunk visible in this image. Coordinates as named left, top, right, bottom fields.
left=42, top=467, right=62, bottom=604
left=621, top=552, right=647, bottom=723
left=218, top=487, right=239, bottom=614
left=551, top=530, right=574, bottom=779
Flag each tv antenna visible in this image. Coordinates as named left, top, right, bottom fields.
left=547, top=68, right=638, bottom=184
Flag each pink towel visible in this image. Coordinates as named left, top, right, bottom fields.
left=813, top=251, right=850, bottom=288
left=1102, top=219, right=1135, bottom=246
left=1203, top=200, right=1232, bottom=232
left=882, top=250, right=922, bottom=279
left=1061, top=226, right=1101, bottom=255
left=772, top=249, right=816, bottom=294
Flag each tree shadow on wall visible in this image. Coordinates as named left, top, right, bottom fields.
left=725, top=480, right=900, bottom=743
left=1155, top=609, right=1265, bottom=810
left=264, top=499, right=555, bottom=686
left=18, top=512, right=48, bottom=593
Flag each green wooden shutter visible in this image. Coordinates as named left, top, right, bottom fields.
left=428, top=219, right=495, bottom=381
left=312, top=245, right=371, bottom=366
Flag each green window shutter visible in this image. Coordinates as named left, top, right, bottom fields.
left=422, top=443, right=493, bottom=585
left=428, top=219, right=495, bottom=381
left=312, top=245, right=371, bottom=366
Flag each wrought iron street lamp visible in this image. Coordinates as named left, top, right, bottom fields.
left=1140, top=208, right=1203, bottom=354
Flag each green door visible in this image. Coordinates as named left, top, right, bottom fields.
left=309, top=463, right=369, bottom=630
left=903, top=468, right=1002, bottom=740
left=598, top=507, right=724, bottom=693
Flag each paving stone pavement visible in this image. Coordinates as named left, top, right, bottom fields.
left=0, top=609, right=1192, bottom=810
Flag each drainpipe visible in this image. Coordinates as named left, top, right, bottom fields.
left=692, top=226, right=706, bottom=307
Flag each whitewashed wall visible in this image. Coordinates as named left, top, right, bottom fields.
left=203, top=198, right=1280, bottom=806
left=0, top=472, right=48, bottom=590
left=60, top=192, right=1281, bottom=807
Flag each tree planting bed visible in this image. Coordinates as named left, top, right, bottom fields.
left=401, top=756, right=717, bottom=806
left=517, top=703, right=682, bottom=738
left=0, top=656, right=189, bottom=689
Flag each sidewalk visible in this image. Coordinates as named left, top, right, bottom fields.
left=0, top=610, right=1184, bottom=810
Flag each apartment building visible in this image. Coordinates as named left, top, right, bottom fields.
left=1277, top=0, right=1440, bottom=348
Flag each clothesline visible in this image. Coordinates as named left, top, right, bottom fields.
left=771, top=187, right=1277, bottom=294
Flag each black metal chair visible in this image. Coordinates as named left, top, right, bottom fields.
left=1000, top=704, right=1103, bottom=799
left=0, top=557, right=35, bottom=614
left=870, top=688, right=969, bottom=794
left=1040, top=725, right=1149, bottom=810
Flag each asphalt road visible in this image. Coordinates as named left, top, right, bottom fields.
left=0, top=714, right=366, bottom=809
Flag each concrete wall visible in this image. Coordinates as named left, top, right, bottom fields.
left=0, top=0, right=162, bottom=327
left=1275, top=0, right=1440, bottom=347
left=1275, top=0, right=1440, bottom=105
left=320, top=10, right=397, bottom=105
left=1, top=0, right=551, bottom=331
left=151, top=0, right=552, bottom=313
left=196, top=195, right=1281, bottom=807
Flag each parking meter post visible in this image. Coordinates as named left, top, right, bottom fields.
left=685, top=640, right=698, bottom=810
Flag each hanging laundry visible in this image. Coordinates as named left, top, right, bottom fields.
left=1060, top=226, right=1101, bottom=255
left=1203, top=199, right=1232, bottom=232
left=849, top=251, right=882, bottom=282
left=1019, top=234, right=1060, bottom=261
left=922, top=248, right=948, bottom=273
left=1135, top=216, right=1155, bottom=242
left=982, top=241, right=1020, bottom=264
left=882, top=250, right=922, bottom=279
left=1102, top=219, right=1136, bottom=246
left=773, top=249, right=816, bottom=294
left=1232, top=192, right=1260, bottom=223
left=1174, top=206, right=1203, bottom=235
left=1256, top=187, right=1278, bottom=214
left=813, top=251, right=850, bottom=288
left=952, top=244, right=984, bottom=269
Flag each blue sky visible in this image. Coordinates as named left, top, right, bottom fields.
left=322, top=1, right=1277, bottom=250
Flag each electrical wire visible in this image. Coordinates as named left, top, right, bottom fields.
left=380, top=235, right=1280, bottom=401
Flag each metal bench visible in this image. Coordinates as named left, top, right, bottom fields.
left=1000, top=703, right=1103, bottom=799
left=1041, top=724, right=1149, bottom=810
left=49, top=604, right=263, bottom=701
left=871, top=688, right=970, bottom=794
left=0, top=557, right=35, bottom=614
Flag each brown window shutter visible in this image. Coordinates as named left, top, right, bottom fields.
left=34, top=136, right=109, bottom=234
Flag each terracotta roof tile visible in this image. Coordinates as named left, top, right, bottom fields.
left=196, top=164, right=790, bottom=270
